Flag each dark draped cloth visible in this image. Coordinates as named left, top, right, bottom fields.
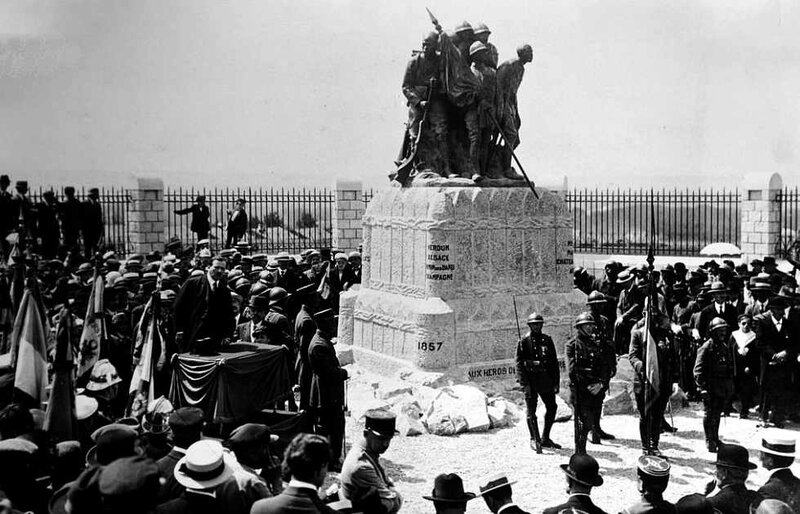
left=169, top=343, right=292, bottom=423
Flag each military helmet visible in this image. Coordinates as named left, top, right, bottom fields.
left=574, top=312, right=596, bottom=328
left=469, top=41, right=488, bottom=56
left=455, top=21, right=473, bottom=34
left=269, top=286, right=289, bottom=305
left=587, top=291, right=606, bottom=305
left=526, top=312, right=544, bottom=324
left=709, top=317, right=729, bottom=333
left=473, top=22, right=490, bottom=35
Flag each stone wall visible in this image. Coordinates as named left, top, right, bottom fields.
left=129, top=177, right=165, bottom=255
left=331, top=180, right=365, bottom=253
left=740, top=172, right=783, bottom=261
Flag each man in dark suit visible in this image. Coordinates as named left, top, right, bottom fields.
left=477, top=473, right=529, bottom=513
left=348, top=251, right=362, bottom=285
left=235, top=294, right=270, bottom=343
left=156, top=407, right=205, bottom=503
left=696, top=282, right=739, bottom=340
left=329, top=253, right=356, bottom=313
left=250, top=433, right=338, bottom=514
left=294, top=283, right=319, bottom=410
left=82, top=187, right=103, bottom=257
left=58, top=185, right=83, bottom=253
left=174, top=195, right=211, bottom=241
left=225, top=198, right=247, bottom=248
left=754, top=297, right=798, bottom=427
left=542, top=453, right=608, bottom=514
left=174, top=256, right=235, bottom=355
left=705, top=443, right=762, bottom=514
left=0, top=175, right=13, bottom=250
left=622, top=455, right=674, bottom=514
left=757, top=433, right=799, bottom=513
left=35, top=190, right=60, bottom=258
left=309, top=308, right=348, bottom=467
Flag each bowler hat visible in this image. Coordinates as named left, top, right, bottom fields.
left=365, top=409, right=399, bottom=438
left=560, top=453, right=604, bottom=487
left=714, top=443, right=757, bottom=470
left=422, top=473, right=476, bottom=503
left=478, top=473, right=517, bottom=496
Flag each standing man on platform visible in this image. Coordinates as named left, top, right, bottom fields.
left=226, top=198, right=247, bottom=248
left=566, top=313, right=613, bottom=454
left=174, top=256, right=235, bottom=355
left=629, top=311, right=676, bottom=456
left=309, top=308, right=348, bottom=469
left=59, top=186, right=83, bottom=254
left=340, top=409, right=403, bottom=513
left=515, top=312, right=561, bottom=453
left=82, top=187, right=103, bottom=257
left=174, top=195, right=211, bottom=242
left=694, top=318, right=736, bottom=453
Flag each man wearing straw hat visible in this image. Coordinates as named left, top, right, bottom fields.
left=423, top=473, right=477, bottom=514
left=757, top=431, right=799, bottom=512
left=477, top=473, right=529, bottom=513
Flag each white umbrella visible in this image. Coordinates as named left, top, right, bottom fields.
left=699, top=242, right=742, bottom=257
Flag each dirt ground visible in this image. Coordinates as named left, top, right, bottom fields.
left=333, top=364, right=800, bottom=514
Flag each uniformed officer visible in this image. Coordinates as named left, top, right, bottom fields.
left=694, top=317, right=736, bottom=453
left=566, top=313, right=613, bottom=455
left=340, top=409, right=403, bottom=513
left=586, top=291, right=617, bottom=442
left=621, top=455, right=674, bottom=514
left=515, top=312, right=561, bottom=453
left=629, top=311, right=676, bottom=455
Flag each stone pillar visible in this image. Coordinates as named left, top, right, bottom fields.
left=332, top=179, right=364, bottom=253
left=128, top=177, right=165, bottom=255
left=740, top=172, right=782, bottom=261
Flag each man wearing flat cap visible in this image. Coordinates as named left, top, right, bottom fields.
left=340, top=409, right=403, bottom=513
left=543, top=453, right=608, bottom=514
left=226, top=422, right=282, bottom=496
left=704, top=443, right=762, bottom=514
left=758, top=431, right=799, bottom=513
left=622, top=455, right=674, bottom=514
left=515, top=312, right=561, bottom=452
left=423, top=473, right=476, bottom=514
left=478, top=473, right=529, bottom=513
left=174, top=195, right=211, bottom=241
left=82, top=187, right=103, bottom=258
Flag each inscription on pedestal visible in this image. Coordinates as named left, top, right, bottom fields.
left=426, top=243, right=454, bottom=281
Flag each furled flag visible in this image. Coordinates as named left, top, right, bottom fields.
left=44, top=305, right=77, bottom=442
left=643, top=296, right=661, bottom=409
left=10, top=284, right=49, bottom=406
left=128, top=292, right=163, bottom=418
left=78, top=270, right=105, bottom=377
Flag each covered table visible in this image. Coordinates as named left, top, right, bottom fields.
left=170, top=342, right=292, bottom=423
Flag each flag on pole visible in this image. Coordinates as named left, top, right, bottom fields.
left=78, top=271, right=105, bottom=377
left=128, top=293, right=162, bottom=418
left=44, top=306, right=77, bottom=442
left=10, top=287, right=49, bottom=406
left=643, top=298, right=661, bottom=408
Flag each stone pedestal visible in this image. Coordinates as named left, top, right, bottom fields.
left=338, top=187, right=586, bottom=381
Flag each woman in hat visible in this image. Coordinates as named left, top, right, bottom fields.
left=731, top=314, right=759, bottom=419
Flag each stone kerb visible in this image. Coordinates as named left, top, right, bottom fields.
left=129, top=176, right=165, bottom=255
left=332, top=179, right=364, bottom=253
left=740, top=172, right=782, bottom=260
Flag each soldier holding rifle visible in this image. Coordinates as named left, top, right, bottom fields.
left=515, top=312, right=561, bottom=453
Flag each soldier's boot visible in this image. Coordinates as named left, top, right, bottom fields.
left=526, top=416, right=542, bottom=454
left=639, top=419, right=651, bottom=453
left=541, top=413, right=562, bottom=449
left=703, top=412, right=718, bottom=452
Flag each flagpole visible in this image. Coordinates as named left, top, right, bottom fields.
left=644, top=193, right=657, bottom=454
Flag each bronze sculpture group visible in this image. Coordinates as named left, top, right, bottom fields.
left=392, top=12, right=535, bottom=189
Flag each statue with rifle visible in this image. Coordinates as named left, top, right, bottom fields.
left=514, top=302, right=562, bottom=454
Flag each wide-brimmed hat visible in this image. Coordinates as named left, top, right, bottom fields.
left=422, top=473, right=476, bottom=503
left=174, top=440, right=235, bottom=490
left=759, top=430, right=796, bottom=458
left=86, top=359, right=122, bottom=392
left=365, top=409, right=399, bottom=438
left=714, top=443, right=757, bottom=470
left=477, top=473, right=517, bottom=496
left=560, top=454, right=604, bottom=487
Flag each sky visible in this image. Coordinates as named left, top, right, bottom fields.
left=1, top=0, right=800, bottom=190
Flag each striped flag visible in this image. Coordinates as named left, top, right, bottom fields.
left=78, top=271, right=105, bottom=377
left=44, top=306, right=77, bottom=442
left=643, top=299, right=661, bottom=407
left=128, top=293, right=162, bottom=418
left=10, top=287, right=49, bottom=405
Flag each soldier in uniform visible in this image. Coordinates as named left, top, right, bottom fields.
left=515, top=312, right=561, bottom=453
left=465, top=41, right=499, bottom=181
left=694, top=318, right=736, bottom=453
left=472, top=23, right=499, bottom=68
left=629, top=311, right=676, bottom=455
left=621, top=455, right=674, bottom=514
left=586, top=291, right=617, bottom=442
left=566, top=313, right=613, bottom=455
left=263, top=286, right=298, bottom=411
left=340, top=409, right=403, bottom=514
left=308, top=308, right=348, bottom=468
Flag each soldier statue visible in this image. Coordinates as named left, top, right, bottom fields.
left=566, top=313, right=614, bottom=455
left=465, top=41, right=499, bottom=181
left=515, top=312, right=561, bottom=453
left=472, top=23, right=499, bottom=68
left=694, top=317, right=735, bottom=453
left=496, top=44, right=533, bottom=176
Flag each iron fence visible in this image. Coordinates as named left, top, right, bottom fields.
left=565, top=188, right=741, bottom=256
left=165, top=187, right=335, bottom=255
left=29, top=185, right=132, bottom=256
left=777, top=187, right=800, bottom=259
